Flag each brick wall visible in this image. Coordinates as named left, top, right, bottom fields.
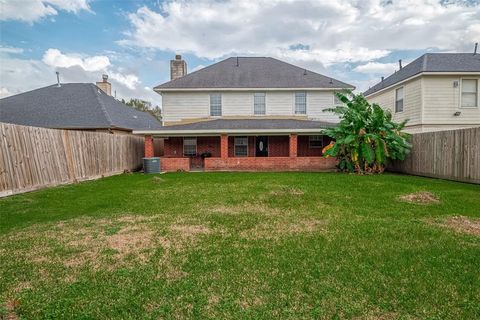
left=205, top=157, right=337, bottom=172
left=268, top=136, right=289, bottom=157
left=161, top=158, right=190, bottom=171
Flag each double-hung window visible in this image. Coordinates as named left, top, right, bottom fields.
left=309, top=135, right=324, bottom=148
left=210, top=94, right=222, bottom=116
left=254, top=93, right=266, bottom=115
left=234, top=137, right=248, bottom=157
left=333, top=93, right=343, bottom=105
left=295, top=92, right=307, bottom=114
left=395, top=87, right=404, bottom=113
left=183, top=137, right=197, bottom=156
left=461, top=79, right=478, bottom=108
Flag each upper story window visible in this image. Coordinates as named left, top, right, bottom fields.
left=295, top=92, right=307, bottom=114
left=333, top=93, right=343, bottom=105
left=254, top=93, right=266, bottom=115
left=234, top=137, right=248, bottom=157
left=461, top=79, right=478, bottom=108
left=183, top=137, right=197, bottom=156
left=395, top=87, right=404, bottom=113
left=210, top=94, right=222, bottom=116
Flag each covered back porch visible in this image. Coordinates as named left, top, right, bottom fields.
left=136, top=119, right=338, bottom=172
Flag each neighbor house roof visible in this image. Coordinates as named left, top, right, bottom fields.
left=0, top=83, right=162, bottom=131
left=364, top=53, right=480, bottom=97
left=155, top=57, right=354, bottom=91
left=134, top=118, right=334, bottom=136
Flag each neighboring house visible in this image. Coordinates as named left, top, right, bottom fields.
left=0, top=75, right=162, bottom=134
left=364, top=53, right=480, bottom=133
left=135, top=55, right=354, bottom=172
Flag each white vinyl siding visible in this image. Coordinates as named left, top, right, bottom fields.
left=234, top=137, right=248, bottom=157
left=395, top=87, right=404, bottom=113
left=461, top=79, right=478, bottom=108
left=162, top=90, right=342, bottom=123
left=162, top=92, right=209, bottom=123
left=295, top=92, right=307, bottom=114
left=366, top=77, right=422, bottom=126
left=423, top=75, right=480, bottom=126
left=183, top=137, right=197, bottom=156
left=210, top=94, right=222, bottom=116
left=254, top=93, right=266, bottom=115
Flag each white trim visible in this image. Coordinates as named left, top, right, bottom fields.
left=134, top=128, right=329, bottom=136
left=155, top=87, right=354, bottom=93
left=365, top=71, right=480, bottom=98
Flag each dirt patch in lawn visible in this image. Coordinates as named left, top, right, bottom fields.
left=436, top=216, right=480, bottom=236
left=210, top=203, right=283, bottom=216
left=398, top=191, right=439, bottom=204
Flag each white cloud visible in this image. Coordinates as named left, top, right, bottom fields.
left=0, top=0, right=91, bottom=23
left=0, top=49, right=161, bottom=106
left=0, top=46, right=24, bottom=54
left=121, top=0, right=480, bottom=69
left=42, top=48, right=111, bottom=72
left=353, top=62, right=398, bottom=74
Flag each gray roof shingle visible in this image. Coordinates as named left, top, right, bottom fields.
left=0, top=83, right=162, bottom=131
left=364, top=53, right=480, bottom=96
left=155, top=57, right=354, bottom=90
left=153, top=119, right=335, bottom=131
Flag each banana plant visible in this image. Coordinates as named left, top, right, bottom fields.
left=322, top=91, right=411, bottom=174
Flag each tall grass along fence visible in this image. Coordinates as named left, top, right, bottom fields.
left=0, top=122, right=144, bottom=197
left=389, top=127, right=480, bottom=184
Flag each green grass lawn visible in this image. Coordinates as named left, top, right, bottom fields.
left=1, top=172, right=479, bottom=319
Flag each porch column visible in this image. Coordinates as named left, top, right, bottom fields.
left=220, top=134, right=228, bottom=158
left=289, top=134, right=298, bottom=157
left=144, top=135, right=154, bottom=158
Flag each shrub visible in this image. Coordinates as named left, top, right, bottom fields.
left=322, top=91, right=411, bottom=173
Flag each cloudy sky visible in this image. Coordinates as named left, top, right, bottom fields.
left=1, top=0, right=479, bottom=106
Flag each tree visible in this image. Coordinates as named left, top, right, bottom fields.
left=321, top=91, right=411, bottom=174
left=123, top=98, right=162, bottom=122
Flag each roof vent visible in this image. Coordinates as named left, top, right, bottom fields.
left=474, top=42, right=478, bottom=55
left=329, top=78, right=333, bottom=84
left=398, top=59, right=402, bottom=69
left=303, top=69, right=307, bottom=75
left=236, top=56, right=239, bottom=67
left=381, top=76, right=384, bottom=81
left=55, top=71, right=61, bottom=87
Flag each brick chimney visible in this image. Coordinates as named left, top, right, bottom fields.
left=170, top=54, right=187, bottom=80
left=96, top=74, right=111, bottom=96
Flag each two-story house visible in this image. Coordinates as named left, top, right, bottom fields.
left=135, top=55, right=354, bottom=171
left=364, top=52, right=480, bottom=133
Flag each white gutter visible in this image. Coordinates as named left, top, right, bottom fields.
left=133, top=128, right=330, bottom=136
left=365, top=71, right=480, bottom=98
left=154, top=87, right=354, bottom=93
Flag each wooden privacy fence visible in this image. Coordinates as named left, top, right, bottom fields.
left=389, top=127, right=480, bottom=184
left=0, top=122, right=145, bottom=197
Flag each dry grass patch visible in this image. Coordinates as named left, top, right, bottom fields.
left=210, top=203, right=283, bottom=216
left=431, top=216, right=480, bottom=237
left=270, top=186, right=304, bottom=196
left=399, top=191, right=439, bottom=204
